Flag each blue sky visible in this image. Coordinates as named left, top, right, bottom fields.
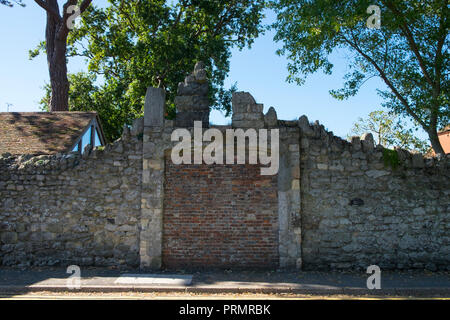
left=0, top=1, right=394, bottom=139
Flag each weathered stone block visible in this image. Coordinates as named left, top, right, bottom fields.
left=298, top=115, right=314, bottom=136
left=131, top=117, right=144, bottom=136
left=232, top=92, right=256, bottom=111
left=174, top=95, right=209, bottom=111
left=1, top=232, right=18, bottom=244
left=177, top=82, right=209, bottom=96
left=144, top=87, right=166, bottom=127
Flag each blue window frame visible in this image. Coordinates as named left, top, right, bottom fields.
left=71, top=122, right=103, bottom=154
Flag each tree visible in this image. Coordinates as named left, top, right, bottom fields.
left=40, top=72, right=134, bottom=141
left=33, top=0, right=93, bottom=111
left=271, top=0, right=449, bottom=156
left=36, top=0, right=265, bottom=141
left=349, top=110, right=430, bottom=153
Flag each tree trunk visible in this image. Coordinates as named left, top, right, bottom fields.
left=49, top=40, right=69, bottom=111
left=428, top=129, right=445, bottom=156
left=45, top=0, right=69, bottom=112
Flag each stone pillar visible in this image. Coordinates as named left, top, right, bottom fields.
left=278, top=127, right=302, bottom=269
left=140, top=87, right=166, bottom=269
left=231, top=92, right=265, bottom=129
left=144, top=87, right=165, bottom=127
left=175, top=62, right=210, bottom=127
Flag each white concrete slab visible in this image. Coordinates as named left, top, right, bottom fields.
left=114, top=274, right=193, bottom=285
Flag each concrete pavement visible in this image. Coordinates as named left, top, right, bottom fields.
left=0, top=268, right=449, bottom=297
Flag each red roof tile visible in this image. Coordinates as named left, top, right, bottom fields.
left=0, top=112, right=99, bottom=155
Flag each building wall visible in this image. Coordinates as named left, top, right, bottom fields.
left=0, top=131, right=142, bottom=268
left=438, top=131, right=450, bottom=154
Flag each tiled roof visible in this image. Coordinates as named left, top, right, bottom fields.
left=0, top=112, right=98, bottom=155
left=438, top=125, right=450, bottom=134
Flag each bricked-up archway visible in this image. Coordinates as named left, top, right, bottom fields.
left=163, top=160, right=279, bottom=269
left=139, top=64, right=302, bottom=270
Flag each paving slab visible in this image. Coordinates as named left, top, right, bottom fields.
left=114, top=274, right=193, bottom=285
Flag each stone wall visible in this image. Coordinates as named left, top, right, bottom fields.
left=0, top=130, right=143, bottom=268
left=1, top=63, right=448, bottom=271
left=297, top=117, right=450, bottom=271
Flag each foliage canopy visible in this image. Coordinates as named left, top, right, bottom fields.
left=0, top=0, right=25, bottom=7
left=271, top=0, right=449, bottom=155
left=349, top=110, right=430, bottom=153
left=37, top=0, right=266, bottom=141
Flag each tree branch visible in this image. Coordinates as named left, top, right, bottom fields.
left=61, top=0, right=78, bottom=24
left=172, top=2, right=187, bottom=29
left=34, top=0, right=61, bottom=21
left=117, top=0, right=136, bottom=31
left=79, top=0, right=92, bottom=14
left=341, top=30, right=428, bottom=130
left=433, top=0, right=448, bottom=99
left=382, top=0, right=435, bottom=89
left=56, top=0, right=77, bottom=40
left=58, top=0, right=92, bottom=41
left=212, top=6, right=234, bottom=38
